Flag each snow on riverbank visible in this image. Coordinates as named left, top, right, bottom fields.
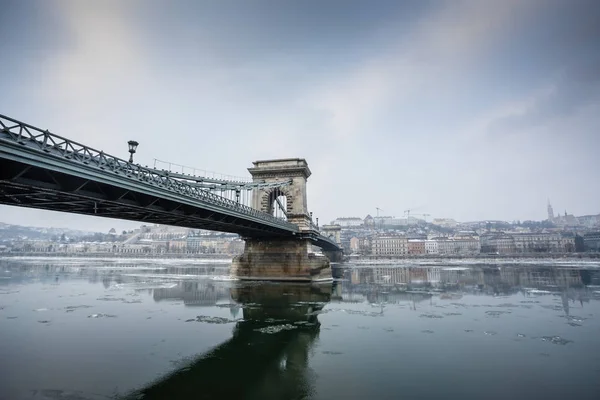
left=346, top=257, right=600, bottom=268
left=0, top=256, right=232, bottom=265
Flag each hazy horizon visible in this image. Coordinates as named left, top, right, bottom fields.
left=0, top=202, right=594, bottom=234
left=1, top=0, right=599, bottom=232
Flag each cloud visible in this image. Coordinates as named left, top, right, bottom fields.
left=487, top=58, right=600, bottom=135
left=1, top=0, right=599, bottom=228
left=306, top=0, right=539, bottom=140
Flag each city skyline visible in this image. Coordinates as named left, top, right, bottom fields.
left=0, top=201, right=597, bottom=233
left=1, top=0, right=599, bottom=230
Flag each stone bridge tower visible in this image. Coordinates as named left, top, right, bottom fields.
left=248, top=158, right=312, bottom=231
left=231, top=158, right=332, bottom=282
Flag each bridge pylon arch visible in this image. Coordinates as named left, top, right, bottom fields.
left=249, top=158, right=312, bottom=230
left=231, top=158, right=332, bottom=282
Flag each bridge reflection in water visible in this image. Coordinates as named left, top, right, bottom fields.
left=125, top=282, right=332, bottom=400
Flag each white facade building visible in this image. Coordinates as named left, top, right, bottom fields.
left=431, top=218, right=458, bottom=228
left=480, top=234, right=516, bottom=254
left=512, top=233, right=575, bottom=253
left=436, top=238, right=480, bottom=255
left=371, top=236, right=408, bottom=256
left=425, top=240, right=439, bottom=254
left=332, top=217, right=363, bottom=227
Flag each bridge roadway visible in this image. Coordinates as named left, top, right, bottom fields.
left=0, top=114, right=339, bottom=251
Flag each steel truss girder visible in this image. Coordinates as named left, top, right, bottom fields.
left=174, top=176, right=292, bottom=191
left=0, top=180, right=290, bottom=237
left=0, top=113, right=342, bottom=250
left=0, top=113, right=296, bottom=231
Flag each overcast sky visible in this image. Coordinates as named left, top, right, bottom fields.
left=1, top=0, right=599, bottom=232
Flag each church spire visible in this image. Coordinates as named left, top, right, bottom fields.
left=547, top=199, right=554, bottom=221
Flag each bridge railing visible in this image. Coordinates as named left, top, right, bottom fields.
left=0, top=114, right=298, bottom=231
left=162, top=170, right=293, bottom=190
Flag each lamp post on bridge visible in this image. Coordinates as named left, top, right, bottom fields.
left=127, top=140, right=139, bottom=163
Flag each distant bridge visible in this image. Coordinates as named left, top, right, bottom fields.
left=0, top=114, right=340, bottom=256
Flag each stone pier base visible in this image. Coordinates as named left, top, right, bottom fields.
left=323, top=250, right=344, bottom=262
left=231, top=238, right=332, bottom=282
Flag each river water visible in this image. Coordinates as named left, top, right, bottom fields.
left=1, top=258, right=599, bottom=400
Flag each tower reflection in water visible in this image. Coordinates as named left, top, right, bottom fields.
left=126, top=282, right=332, bottom=400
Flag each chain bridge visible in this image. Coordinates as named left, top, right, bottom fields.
left=0, top=114, right=341, bottom=281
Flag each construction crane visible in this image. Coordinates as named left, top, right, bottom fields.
left=376, top=207, right=383, bottom=217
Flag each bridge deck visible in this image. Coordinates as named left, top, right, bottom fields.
left=0, top=114, right=340, bottom=250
